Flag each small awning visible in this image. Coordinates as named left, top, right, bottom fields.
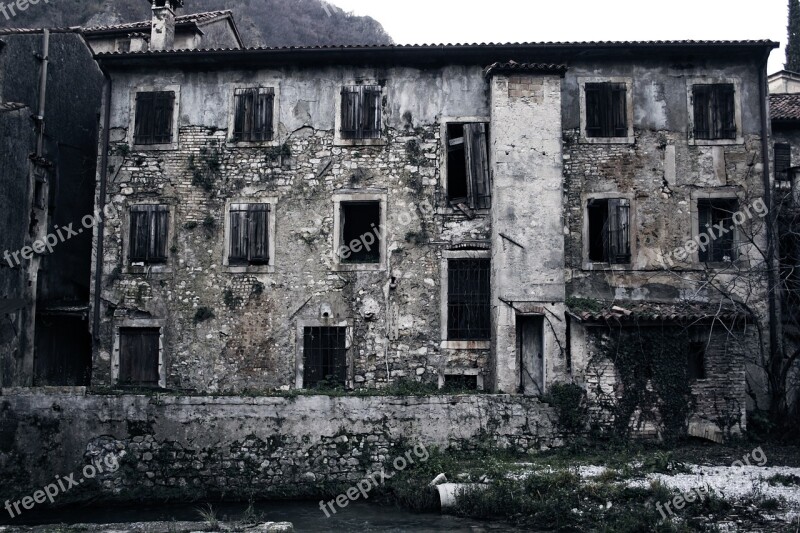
left=567, top=299, right=751, bottom=324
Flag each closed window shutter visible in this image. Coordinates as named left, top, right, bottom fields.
left=248, top=204, right=270, bottom=264
left=362, top=87, right=382, bottom=138
left=134, top=93, right=154, bottom=145
left=775, top=143, right=792, bottom=181
left=585, top=84, right=602, bottom=137
left=129, top=208, right=149, bottom=262
left=229, top=204, right=248, bottom=264
left=586, top=83, right=627, bottom=138
left=341, top=87, right=359, bottom=139
left=130, top=205, right=168, bottom=264
left=464, top=123, right=491, bottom=209
left=233, top=88, right=274, bottom=142
left=134, top=91, right=174, bottom=145
left=341, top=86, right=381, bottom=140
left=694, top=86, right=711, bottom=140
left=120, top=328, right=160, bottom=386
left=611, top=84, right=627, bottom=137
left=694, top=85, right=736, bottom=140
left=606, top=199, right=630, bottom=263
left=151, top=205, right=169, bottom=262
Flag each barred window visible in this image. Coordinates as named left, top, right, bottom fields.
left=693, top=84, right=736, bottom=140
left=698, top=199, right=737, bottom=262
left=585, top=82, right=628, bottom=138
left=447, top=258, right=491, bottom=341
left=588, top=199, right=631, bottom=264
left=303, top=327, right=347, bottom=388
left=129, top=205, right=169, bottom=264
left=447, top=123, right=491, bottom=209
left=133, top=91, right=175, bottom=145
left=119, top=328, right=160, bottom=387
left=340, top=85, right=382, bottom=140
left=229, top=203, right=270, bottom=265
left=232, top=87, right=275, bottom=142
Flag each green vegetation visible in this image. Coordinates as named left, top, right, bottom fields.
left=543, top=382, right=588, bottom=436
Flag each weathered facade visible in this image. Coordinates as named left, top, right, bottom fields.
left=0, top=29, right=104, bottom=387
left=88, top=35, right=777, bottom=439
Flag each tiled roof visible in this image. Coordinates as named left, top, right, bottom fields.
left=770, top=93, right=800, bottom=122
left=94, top=39, right=778, bottom=57
left=82, top=10, right=233, bottom=34
left=484, top=60, right=568, bottom=77
left=567, top=300, right=751, bottom=323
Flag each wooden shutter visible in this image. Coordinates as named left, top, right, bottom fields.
left=248, top=204, right=270, bottom=264
left=129, top=207, right=149, bottom=262
left=585, top=83, right=627, bottom=138
left=153, top=92, right=174, bottom=144
left=341, top=86, right=381, bottom=140
left=233, top=88, right=274, bottom=142
left=341, top=87, right=360, bottom=139
left=606, top=199, right=630, bottom=264
left=229, top=204, right=249, bottom=264
left=119, top=328, right=160, bottom=386
left=134, top=91, right=174, bottom=145
left=464, top=123, right=491, bottom=209
left=134, top=92, right=155, bottom=145
left=610, top=84, right=628, bottom=137
left=149, top=205, right=169, bottom=262
left=715, top=84, right=736, bottom=140
left=362, top=86, right=382, bottom=139
left=775, top=143, right=792, bottom=181
left=693, top=86, right=711, bottom=140
left=130, top=205, right=168, bottom=264
left=585, top=84, right=603, bottom=137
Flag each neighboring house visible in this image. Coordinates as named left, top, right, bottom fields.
left=90, top=3, right=777, bottom=440
left=0, top=29, right=104, bottom=387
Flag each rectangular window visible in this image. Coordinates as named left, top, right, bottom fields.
left=119, top=328, right=160, bottom=387
left=447, top=123, right=491, bottom=209
left=340, top=201, right=381, bottom=264
left=775, top=143, right=792, bottom=181
left=693, top=84, right=736, bottom=140
left=232, top=87, right=275, bottom=142
left=443, top=374, right=479, bottom=392
left=340, top=85, right=382, bottom=140
left=585, top=82, right=628, bottom=138
left=447, top=258, right=491, bottom=341
left=129, top=205, right=169, bottom=264
left=303, top=326, right=347, bottom=388
left=688, top=342, right=707, bottom=381
left=698, top=199, right=737, bottom=262
left=229, top=203, right=270, bottom=265
left=116, top=38, right=131, bottom=53
left=587, top=198, right=631, bottom=264
left=134, top=91, right=175, bottom=145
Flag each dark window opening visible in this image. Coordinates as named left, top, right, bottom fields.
left=119, top=328, right=160, bottom=387
left=446, top=122, right=491, bottom=209
left=688, top=342, right=707, bottom=380
left=129, top=205, right=169, bottom=264
left=303, top=326, right=347, bottom=388
left=585, top=82, right=628, bottom=138
left=34, top=315, right=92, bottom=386
left=443, top=374, right=478, bottom=392
left=587, top=198, right=631, bottom=264
left=233, top=87, right=274, bottom=142
left=698, top=199, right=737, bottom=262
left=693, top=84, right=736, bottom=140
left=340, top=201, right=381, bottom=264
left=340, top=85, right=382, bottom=140
left=447, top=258, right=491, bottom=341
left=229, top=203, right=270, bottom=265
left=775, top=143, right=792, bottom=181
left=134, top=91, right=175, bottom=145
left=116, top=39, right=131, bottom=53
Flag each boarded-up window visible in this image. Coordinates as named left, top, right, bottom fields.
left=698, top=199, right=737, bottom=262
left=447, top=258, right=490, bottom=341
left=229, top=203, right=270, bottom=265
left=446, top=123, right=491, bottom=209
left=693, top=84, right=736, bottom=140
left=340, top=85, right=382, bottom=140
left=303, top=326, right=347, bottom=388
left=587, top=199, right=631, bottom=264
left=232, top=87, right=275, bottom=142
left=340, top=201, right=381, bottom=264
left=585, top=82, right=628, bottom=138
left=134, top=91, right=175, bottom=145
left=688, top=342, right=707, bottom=381
left=119, top=328, right=160, bottom=387
left=775, top=143, right=792, bottom=181
left=129, top=205, right=169, bottom=264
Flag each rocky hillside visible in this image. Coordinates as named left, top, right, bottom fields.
left=0, top=0, right=393, bottom=47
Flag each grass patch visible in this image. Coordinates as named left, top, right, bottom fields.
left=767, top=473, right=800, bottom=486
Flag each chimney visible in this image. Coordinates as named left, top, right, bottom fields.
left=149, top=0, right=183, bottom=51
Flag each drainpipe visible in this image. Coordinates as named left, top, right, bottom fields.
left=92, top=71, right=112, bottom=342
left=35, top=29, right=49, bottom=156
left=758, top=49, right=781, bottom=413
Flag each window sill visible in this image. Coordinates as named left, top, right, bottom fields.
left=580, top=135, right=634, bottom=145
left=582, top=262, right=632, bottom=271
left=131, top=142, right=179, bottom=151
left=127, top=264, right=172, bottom=275
left=227, top=139, right=280, bottom=149
left=333, top=262, right=386, bottom=272
left=440, top=340, right=491, bottom=350
left=437, top=207, right=491, bottom=217
left=224, top=264, right=275, bottom=274
left=334, top=137, right=387, bottom=147
left=688, top=137, right=743, bottom=147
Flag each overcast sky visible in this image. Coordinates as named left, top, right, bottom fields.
left=328, top=0, right=789, bottom=74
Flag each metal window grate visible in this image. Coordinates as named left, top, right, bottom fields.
left=303, top=327, right=348, bottom=388
left=134, top=91, right=175, bottom=145
left=447, top=258, right=491, bottom=340
left=340, top=85, right=382, bottom=140
left=232, top=87, right=275, bottom=142
left=698, top=199, right=737, bottom=262
left=693, top=84, right=736, bottom=140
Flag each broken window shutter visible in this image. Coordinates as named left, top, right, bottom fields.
left=693, top=86, right=710, bottom=140
left=609, top=199, right=631, bottom=263
left=248, top=204, right=269, bottom=264
left=465, top=123, right=491, bottom=209
left=611, top=84, right=627, bottom=137
left=134, top=92, right=155, bottom=145
left=775, top=143, right=792, bottom=181
left=362, top=86, right=381, bottom=138
left=258, top=89, right=275, bottom=141
left=585, top=84, right=602, bottom=137
left=149, top=205, right=169, bottom=262
left=129, top=207, right=148, bottom=262
left=229, top=204, right=248, bottom=263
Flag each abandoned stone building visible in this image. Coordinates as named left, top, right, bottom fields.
left=80, top=0, right=778, bottom=438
